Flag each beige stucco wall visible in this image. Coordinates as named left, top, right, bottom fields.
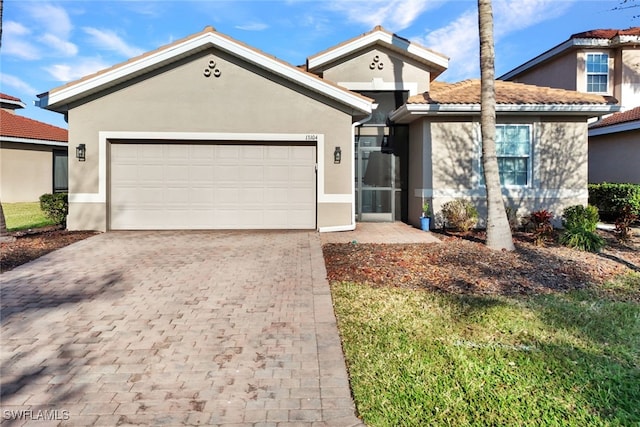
left=409, top=115, right=589, bottom=228
left=508, top=51, right=578, bottom=91
left=619, top=49, right=640, bottom=108
left=320, top=46, right=433, bottom=94
left=65, top=48, right=357, bottom=231
left=589, top=130, right=640, bottom=184
left=0, top=143, right=55, bottom=202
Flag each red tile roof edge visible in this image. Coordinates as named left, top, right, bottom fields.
left=571, top=27, right=640, bottom=39
left=590, top=106, right=640, bottom=128
left=0, top=110, right=68, bottom=142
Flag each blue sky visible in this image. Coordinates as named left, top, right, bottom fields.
left=1, top=0, right=636, bottom=128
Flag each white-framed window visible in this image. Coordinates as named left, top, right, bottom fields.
left=586, top=53, right=609, bottom=93
left=479, top=124, right=532, bottom=187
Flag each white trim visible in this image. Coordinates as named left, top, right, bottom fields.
left=43, top=32, right=372, bottom=115
left=414, top=188, right=588, bottom=199
left=390, top=103, right=619, bottom=123
left=338, top=79, right=419, bottom=96
left=1, top=98, right=26, bottom=109
left=584, top=51, right=611, bottom=94
left=71, top=132, right=355, bottom=210
left=308, top=29, right=448, bottom=71
left=0, top=136, right=67, bottom=147
left=589, top=120, right=640, bottom=136
left=319, top=224, right=356, bottom=233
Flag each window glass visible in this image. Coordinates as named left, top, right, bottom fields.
left=480, top=124, right=531, bottom=187
left=586, top=53, right=608, bottom=93
left=53, top=150, right=68, bottom=192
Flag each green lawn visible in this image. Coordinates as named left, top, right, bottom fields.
left=332, top=274, right=640, bottom=426
left=2, top=202, right=56, bottom=231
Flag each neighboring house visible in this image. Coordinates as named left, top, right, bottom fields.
left=499, top=28, right=640, bottom=184
left=0, top=93, right=68, bottom=202
left=37, top=26, right=617, bottom=232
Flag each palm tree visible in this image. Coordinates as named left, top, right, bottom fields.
left=478, top=0, right=515, bottom=251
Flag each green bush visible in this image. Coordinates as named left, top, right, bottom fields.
left=588, top=183, right=640, bottom=221
left=562, top=204, right=599, bottom=232
left=441, top=199, right=478, bottom=231
left=559, top=226, right=605, bottom=252
left=39, top=193, right=68, bottom=226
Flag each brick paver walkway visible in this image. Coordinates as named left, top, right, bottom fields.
left=1, top=231, right=364, bottom=426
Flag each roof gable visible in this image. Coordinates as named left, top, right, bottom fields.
left=500, top=27, right=640, bottom=80
left=38, top=26, right=372, bottom=115
left=306, top=26, right=448, bottom=77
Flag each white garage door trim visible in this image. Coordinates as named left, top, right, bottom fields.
left=110, top=142, right=316, bottom=230
left=70, top=131, right=350, bottom=204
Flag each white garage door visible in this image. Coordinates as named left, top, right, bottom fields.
left=110, top=142, right=316, bottom=230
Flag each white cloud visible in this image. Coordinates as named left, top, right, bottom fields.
left=82, top=27, right=145, bottom=58
left=40, top=34, right=79, bottom=57
left=417, top=0, right=576, bottom=81
left=493, top=0, right=574, bottom=38
left=26, top=3, right=73, bottom=38
left=0, top=74, right=38, bottom=95
left=2, top=21, right=40, bottom=60
left=47, top=58, right=111, bottom=82
left=419, top=9, right=479, bottom=81
left=328, top=0, right=438, bottom=32
left=235, top=22, right=269, bottom=31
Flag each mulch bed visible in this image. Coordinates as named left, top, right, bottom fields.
left=323, top=230, right=639, bottom=298
left=1, top=228, right=99, bottom=273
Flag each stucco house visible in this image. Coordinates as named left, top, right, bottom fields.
left=499, top=28, right=640, bottom=184
left=0, top=93, right=68, bottom=202
left=37, top=26, right=617, bottom=232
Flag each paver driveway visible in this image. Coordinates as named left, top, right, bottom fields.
left=1, top=231, right=364, bottom=426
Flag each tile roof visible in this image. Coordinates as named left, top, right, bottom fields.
left=407, top=80, right=617, bottom=105
left=590, top=106, right=640, bottom=129
left=571, top=28, right=640, bottom=39
left=0, top=109, right=68, bottom=142
left=0, top=93, right=23, bottom=102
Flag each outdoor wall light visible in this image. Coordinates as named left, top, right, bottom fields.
left=334, top=146, right=342, bottom=164
left=76, top=144, right=86, bottom=162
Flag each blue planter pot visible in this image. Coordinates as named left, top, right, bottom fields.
left=420, top=216, right=430, bottom=231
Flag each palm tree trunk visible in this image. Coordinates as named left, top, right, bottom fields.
left=478, top=0, right=515, bottom=251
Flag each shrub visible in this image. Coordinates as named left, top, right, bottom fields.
left=560, top=227, right=605, bottom=252
left=562, top=204, right=599, bottom=232
left=504, top=206, right=520, bottom=231
left=441, top=199, right=478, bottom=231
left=526, top=209, right=554, bottom=245
left=39, top=193, right=68, bottom=226
left=614, top=205, right=638, bottom=242
left=588, top=183, right=640, bottom=221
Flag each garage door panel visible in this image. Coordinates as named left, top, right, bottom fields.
left=111, top=142, right=316, bottom=230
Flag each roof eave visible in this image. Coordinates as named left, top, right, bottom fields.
left=499, top=38, right=611, bottom=80
left=589, top=119, right=640, bottom=136
left=40, top=31, right=372, bottom=116
left=390, top=103, right=620, bottom=124
left=0, top=135, right=68, bottom=147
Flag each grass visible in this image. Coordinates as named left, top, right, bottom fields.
left=2, top=202, right=56, bottom=231
left=332, top=273, right=640, bottom=426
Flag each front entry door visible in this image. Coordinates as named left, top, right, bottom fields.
left=356, top=138, right=398, bottom=222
